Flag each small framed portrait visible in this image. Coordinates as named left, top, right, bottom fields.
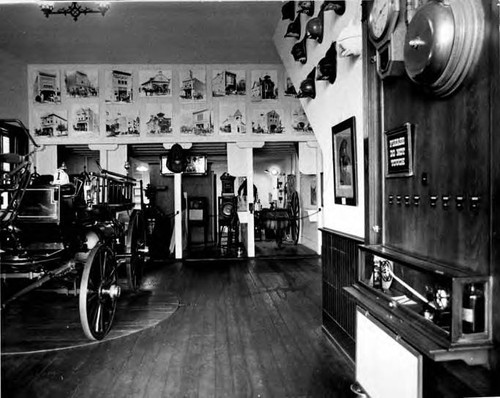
left=332, top=116, right=356, bottom=206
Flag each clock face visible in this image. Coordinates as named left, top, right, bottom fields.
left=369, top=0, right=399, bottom=42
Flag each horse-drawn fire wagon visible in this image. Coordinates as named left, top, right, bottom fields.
left=0, top=119, right=147, bottom=340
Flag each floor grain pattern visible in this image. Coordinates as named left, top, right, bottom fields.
left=2, top=256, right=355, bottom=398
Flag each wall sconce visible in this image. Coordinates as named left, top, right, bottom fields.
left=336, top=21, right=362, bottom=57
left=265, top=167, right=280, bottom=176
left=305, top=10, right=324, bottom=43
left=322, top=1, right=346, bottom=16
left=40, top=1, right=110, bottom=22
left=281, top=1, right=295, bottom=20
left=291, top=37, right=308, bottom=64
left=284, top=15, right=301, bottom=39
left=297, top=1, right=315, bottom=16
left=297, top=68, right=316, bottom=99
left=316, top=42, right=337, bottom=84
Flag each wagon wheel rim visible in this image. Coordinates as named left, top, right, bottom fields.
left=125, top=210, right=147, bottom=291
left=79, top=243, right=119, bottom=341
left=290, top=191, right=300, bottom=245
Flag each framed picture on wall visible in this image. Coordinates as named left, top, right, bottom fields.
left=332, top=116, right=356, bottom=206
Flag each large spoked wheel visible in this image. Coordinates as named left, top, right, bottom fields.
left=79, top=243, right=120, bottom=341
left=289, top=191, right=300, bottom=245
left=125, top=209, right=147, bottom=291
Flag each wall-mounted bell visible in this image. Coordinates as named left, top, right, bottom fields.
left=305, top=10, right=324, bottom=43
left=281, top=1, right=295, bottom=20
left=297, top=68, right=316, bottom=99
left=316, top=42, right=337, bottom=84
left=291, top=37, right=307, bottom=64
left=322, top=1, right=346, bottom=16
left=284, top=14, right=301, bottom=39
left=297, top=1, right=314, bottom=16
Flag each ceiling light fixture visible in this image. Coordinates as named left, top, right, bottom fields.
left=40, top=1, right=110, bottom=22
left=136, top=165, right=149, bottom=172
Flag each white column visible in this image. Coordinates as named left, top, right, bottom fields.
left=244, top=148, right=255, bottom=257
left=107, top=144, right=128, bottom=175
left=88, top=144, right=120, bottom=172
left=34, top=145, right=57, bottom=175
left=174, top=170, right=183, bottom=259
left=316, top=146, right=324, bottom=254
left=228, top=141, right=263, bottom=258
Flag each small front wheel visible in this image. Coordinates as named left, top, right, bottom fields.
left=79, top=243, right=120, bottom=340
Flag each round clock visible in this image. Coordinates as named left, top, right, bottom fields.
left=368, top=0, right=401, bottom=46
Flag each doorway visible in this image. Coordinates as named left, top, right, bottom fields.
left=252, top=142, right=316, bottom=258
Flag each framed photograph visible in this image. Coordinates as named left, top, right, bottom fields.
left=384, top=122, right=414, bottom=178
left=332, top=116, right=356, bottom=206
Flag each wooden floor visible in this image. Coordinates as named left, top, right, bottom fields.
left=2, top=289, right=179, bottom=354
left=1, top=255, right=355, bottom=398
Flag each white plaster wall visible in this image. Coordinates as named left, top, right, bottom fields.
left=273, top=1, right=365, bottom=239
left=0, top=49, right=28, bottom=124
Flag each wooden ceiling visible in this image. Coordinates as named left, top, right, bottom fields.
left=58, top=141, right=298, bottom=163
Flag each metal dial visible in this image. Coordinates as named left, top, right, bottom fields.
left=368, top=0, right=400, bottom=43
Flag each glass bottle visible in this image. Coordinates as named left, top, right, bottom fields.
left=462, top=283, right=485, bottom=334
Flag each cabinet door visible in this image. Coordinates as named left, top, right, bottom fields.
left=356, top=307, right=422, bottom=398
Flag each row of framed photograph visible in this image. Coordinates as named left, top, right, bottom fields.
left=28, top=64, right=309, bottom=141
left=29, top=65, right=299, bottom=105
left=29, top=101, right=314, bottom=139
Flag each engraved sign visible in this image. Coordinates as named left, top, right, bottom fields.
left=385, top=123, right=414, bottom=178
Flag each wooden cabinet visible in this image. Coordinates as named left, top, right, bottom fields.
left=346, top=244, right=492, bottom=366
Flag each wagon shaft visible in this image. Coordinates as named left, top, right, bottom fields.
left=1, top=260, right=76, bottom=307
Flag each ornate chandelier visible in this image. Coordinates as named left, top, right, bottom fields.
left=39, top=2, right=110, bottom=22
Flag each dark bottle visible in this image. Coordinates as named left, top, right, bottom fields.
left=372, top=260, right=382, bottom=290
left=462, top=283, right=485, bottom=334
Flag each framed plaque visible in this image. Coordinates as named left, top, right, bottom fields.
left=385, top=123, right=415, bottom=178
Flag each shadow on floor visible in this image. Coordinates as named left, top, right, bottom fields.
left=182, top=240, right=318, bottom=262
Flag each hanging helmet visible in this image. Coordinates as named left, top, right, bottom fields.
left=305, top=15, right=323, bottom=43
left=284, top=15, right=301, bottom=39
left=291, top=38, right=307, bottom=64
left=317, top=42, right=338, bottom=84
left=281, top=1, right=295, bottom=20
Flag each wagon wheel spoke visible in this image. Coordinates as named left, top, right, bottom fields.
left=290, top=191, right=300, bottom=245
left=125, top=210, right=147, bottom=291
left=79, top=243, right=119, bottom=340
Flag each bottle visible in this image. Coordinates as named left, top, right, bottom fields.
left=462, top=283, right=485, bottom=334
left=372, top=259, right=381, bottom=290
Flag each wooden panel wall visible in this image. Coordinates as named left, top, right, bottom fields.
left=381, top=2, right=493, bottom=275
left=321, top=228, right=362, bottom=362
left=368, top=0, right=500, bottom=382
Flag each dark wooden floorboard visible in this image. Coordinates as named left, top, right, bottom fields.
left=2, top=255, right=355, bottom=398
